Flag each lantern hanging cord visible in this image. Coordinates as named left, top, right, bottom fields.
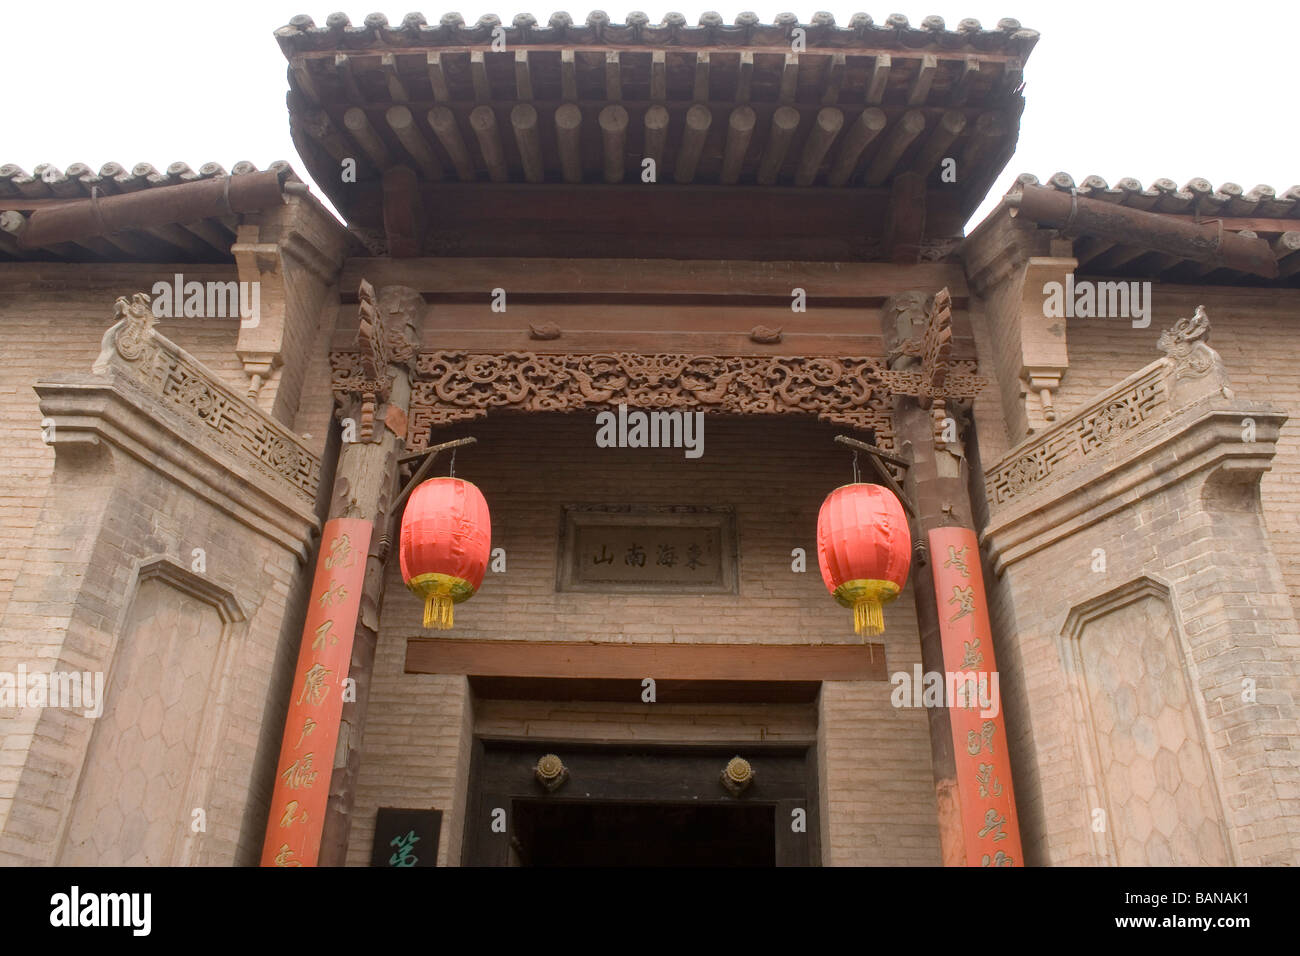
left=852, top=450, right=861, bottom=484
left=448, top=448, right=456, bottom=478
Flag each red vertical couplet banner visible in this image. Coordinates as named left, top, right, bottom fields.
left=928, top=526, right=1024, bottom=867
left=260, top=518, right=372, bottom=867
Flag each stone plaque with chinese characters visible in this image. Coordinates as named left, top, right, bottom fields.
left=558, top=505, right=738, bottom=593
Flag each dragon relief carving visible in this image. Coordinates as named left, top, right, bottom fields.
left=108, top=292, right=159, bottom=362
left=1157, top=304, right=1229, bottom=395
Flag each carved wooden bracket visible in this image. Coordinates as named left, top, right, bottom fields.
left=340, top=279, right=421, bottom=442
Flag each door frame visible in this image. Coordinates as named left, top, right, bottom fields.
left=462, top=738, right=821, bottom=866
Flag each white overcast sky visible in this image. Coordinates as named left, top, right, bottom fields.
left=2, top=0, right=1295, bottom=230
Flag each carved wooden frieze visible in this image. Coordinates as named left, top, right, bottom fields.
left=330, top=349, right=986, bottom=453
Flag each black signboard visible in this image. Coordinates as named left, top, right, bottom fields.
left=371, top=807, right=443, bottom=867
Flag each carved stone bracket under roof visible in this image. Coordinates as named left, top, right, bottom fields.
left=330, top=347, right=987, bottom=453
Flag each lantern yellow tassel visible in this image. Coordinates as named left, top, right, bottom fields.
left=833, top=578, right=901, bottom=637
left=407, top=572, right=476, bottom=630
left=423, top=594, right=454, bottom=629
left=852, top=598, right=884, bottom=636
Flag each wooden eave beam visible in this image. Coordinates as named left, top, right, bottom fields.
left=469, top=105, right=507, bottom=182
left=866, top=54, right=891, bottom=105
left=863, top=110, right=926, bottom=187
left=597, top=105, right=628, bottom=184
left=828, top=107, right=886, bottom=187
left=555, top=103, right=583, bottom=183
left=386, top=105, right=443, bottom=180
left=885, top=170, right=927, bottom=264
left=380, top=52, right=409, bottom=103
left=11, top=170, right=285, bottom=249
left=342, top=107, right=392, bottom=168
left=1009, top=184, right=1280, bottom=278
left=338, top=257, right=971, bottom=300
left=381, top=165, right=422, bottom=257
left=515, top=49, right=534, bottom=100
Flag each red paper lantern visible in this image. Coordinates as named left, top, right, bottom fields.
left=817, top=482, right=912, bottom=636
left=399, top=477, right=491, bottom=629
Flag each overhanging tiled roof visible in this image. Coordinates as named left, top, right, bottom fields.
left=967, top=172, right=1300, bottom=287
left=0, top=161, right=317, bottom=263
left=1023, top=172, right=1300, bottom=220
left=273, top=11, right=1040, bottom=54
left=278, top=11, right=1036, bottom=257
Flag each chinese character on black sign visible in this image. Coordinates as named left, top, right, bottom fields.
left=371, top=808, right=442, bottom=868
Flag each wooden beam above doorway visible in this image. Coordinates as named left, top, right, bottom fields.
left=406, top=638, right=887, bottom=684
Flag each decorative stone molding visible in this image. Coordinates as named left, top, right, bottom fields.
left=134, top=554, right=248, bottom=624
left=89, top=292, right=321, bottom=510
left=983, top=403, right=1285, bottom=577
left=984, top=305, right=1233, bottom=515
left=331, top=349, right=987, bottom=454
left=1057, top=575, right=1236, bottom=866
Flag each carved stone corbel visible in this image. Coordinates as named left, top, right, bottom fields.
left=233, top=196, right=349, bottom=417
left=1018, top=256, right=1074, bottom=432
left=94, top=292, right=158, bottom=369
left=1023, top=367, right=1063, bottom=422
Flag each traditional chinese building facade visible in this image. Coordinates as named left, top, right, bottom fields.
left=0, top=12, right=1297, bottom=867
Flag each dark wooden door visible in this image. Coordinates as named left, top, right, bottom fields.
left=462, top=739, right=819, bottom=866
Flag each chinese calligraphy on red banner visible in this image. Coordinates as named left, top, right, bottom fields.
left=928, top=526, right=1024, bottom=867
left=261, top=518, right=372, bottom=867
